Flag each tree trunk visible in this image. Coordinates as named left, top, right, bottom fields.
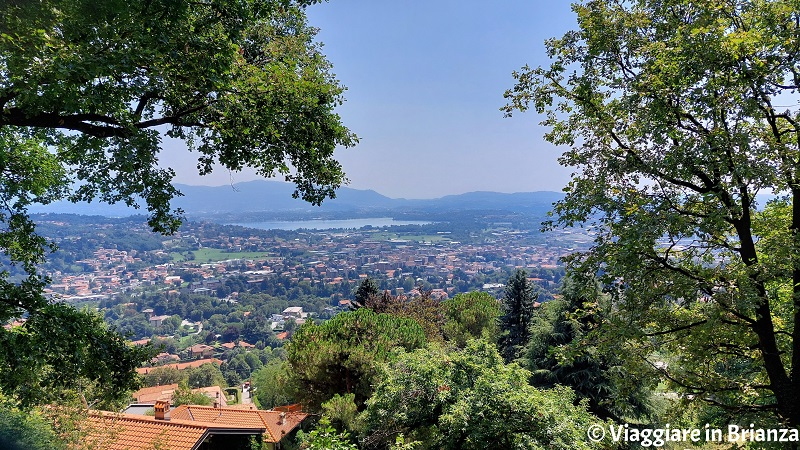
left=735, top=211, right=795, bottom=425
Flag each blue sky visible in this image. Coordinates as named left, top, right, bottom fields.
left=164, top=1, right=579, bottom=199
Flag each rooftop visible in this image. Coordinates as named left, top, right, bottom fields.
left=170, top=405, right=308, bottom=443
left=85, top=410, right=256, bottom=450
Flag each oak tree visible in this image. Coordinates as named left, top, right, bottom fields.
left=0, top=0, right=354, bottom=404
left=505, top=0, right=800, bottom=426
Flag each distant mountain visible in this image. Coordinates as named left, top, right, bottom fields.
left=28, top=180, right=564, bottom=218
left=401, top=191, right=565, bottom=211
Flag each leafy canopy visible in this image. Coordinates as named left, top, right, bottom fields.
left=360, top=340, right=610, bottom=450
left=526, top=273, right=657, bottom=422
left=441, top=291, right=501, bottom=348
left=286, top=308, right=426, bottom=410
left=0, top=303, right=151, bottom=408
left=504, top=0, right=800, bottom=426
left=0, top=0, right=354, bottom=405
left=0, top=0, right=355, bottom=314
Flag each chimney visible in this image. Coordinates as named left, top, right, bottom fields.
left=154, top=400, right=170, bottom=421
left=279, top=411, right=286, bottom=425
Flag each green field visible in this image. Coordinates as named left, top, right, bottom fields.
left=171, top=248, right=278, bottom=263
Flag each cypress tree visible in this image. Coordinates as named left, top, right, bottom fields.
left=498, top=269, right=537, bottom=362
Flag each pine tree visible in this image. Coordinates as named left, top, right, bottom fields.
left=351, top=277, right=380, bottom=310
left=498, top=269, right=537, bottom=362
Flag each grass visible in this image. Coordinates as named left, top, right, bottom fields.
left=191, top=248, right=278, bottom=263
left=169, top=248, right=279, bottom=263
left=178, top=334, right=199, bottom=348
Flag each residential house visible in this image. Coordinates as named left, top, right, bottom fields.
left=129, top=384, right=229, bottom=409
left=281, top=306, right=306, bottom=320
left=171, top=404, right=308, bottom=449
left=86, top=403, right=261, bottom=450
left=149, top=314, right=172, bottom=327
left=150, top=352, right=180, bottom=365
left=188, top=344, right=215, bottom=359
left=137, top=358, right=223, bottom=375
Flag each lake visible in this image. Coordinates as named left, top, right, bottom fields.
left=227, top=217, right=432, bottom=231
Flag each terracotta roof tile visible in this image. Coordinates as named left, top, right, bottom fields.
left=226, top=403, right=259, bottom=410
left=131, top=384, right=178, bottom=403
left=170, top=405, right=308, bottom=443
left=86, top=410, right=267, bottom=450
left=137, top=358, right=222, bottom=375
left=171, top=405, right=269, bottom=435
left=261, top=410, right=308, bottom=443
left=86, top=412, right=209, bottom=450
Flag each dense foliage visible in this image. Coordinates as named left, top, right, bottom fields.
left=0, top=303, right=150, bottom=408
left=441, top=291, right=501, bottom=347
left=505, top=0, right=800, bottom=426
left=498, top=269, right=538, bottom=362
left=286, top=309, right=426, bottom=409
left=360, top=340, right=609, bottom=450
left=526, top=274, right=656, bottom=422
left=0, top=0, right=353, bottom=408
left=0, top=403, right=65, bottom=450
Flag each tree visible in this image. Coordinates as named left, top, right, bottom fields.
left=186, top=363, right=227, bottom=389
left=142, top=366, right=187, bottom=388
left=441, top=291, right=501, bottom=348
left=172, top=381, right=213, bottom=407
left=300, top=417, right=358, bottom=450
left=351, top=277, right=381, bottom=310
left=503, top=0, right=800, bottom=426
left=221, top=324, right=241, bottom=343
left=360, top=340, right=609, bottom=450
left=364, top=291, right=445, bottom=342
left=251, top=360, right=296, bottom=409
left=498, top=269, right=537, bottom=362
left=0, top=0, right=354, bottom=405
left=286, top=308, right=426, bottom=410
left=242, top=315, right=275, bottom=344
left=0, top=403, right=66, bottom=450
left=525, top=274, right=656, bottom=422
left=0, top=304, right=151, bottom=408
left=320, top=394, right=359, bottom=435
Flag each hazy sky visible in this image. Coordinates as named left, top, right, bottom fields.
left=162, top=1, right=579, bottom=199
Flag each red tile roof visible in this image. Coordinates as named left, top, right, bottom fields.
left=86, top=410, right=264, bottom=450
left=131, top=384, right=179, bottom=403
left=130, top=384, right=228, bottom=407
left=137, top=358, right=222, bottom=375
left=86, top=412, right=208, bottom=450
left=170, top=405, right=308, bottom=443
